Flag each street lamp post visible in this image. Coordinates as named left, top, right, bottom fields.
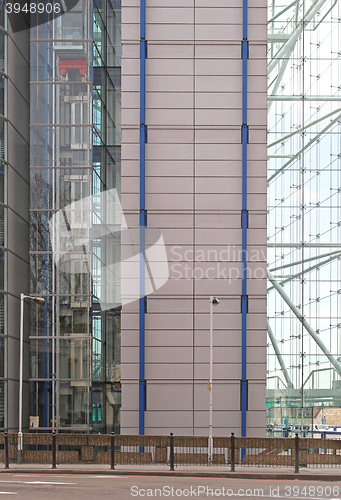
left=208, top=296, right=220, bottom=464
left=18, top=293, right=45, bottom=464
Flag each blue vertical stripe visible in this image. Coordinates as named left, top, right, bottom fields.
left=241, top=0, right=249, bottom=438
left=139, top=0, right=147, bottom=436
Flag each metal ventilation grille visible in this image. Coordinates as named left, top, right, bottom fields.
left=0, top=141, right=4, bottom=160
left=0, top=299, right=4, bottom=336
left=0, top=220, right=4, bottom=247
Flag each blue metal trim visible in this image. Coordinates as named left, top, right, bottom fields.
left=139, top=0, right=147, bottom=436
left=140, top=0, right=146, bottom=39
left=139, top=295, right=146, bottom=433
left=243, top=0, right=248, bottom=40
left=241, top=0, right=249, bottom=438
left=241, top=46, right=248, bottom=127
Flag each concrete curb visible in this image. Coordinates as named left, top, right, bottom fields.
left=0, top=468, right=340, bottom=481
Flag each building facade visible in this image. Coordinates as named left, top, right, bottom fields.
left=0, top=7, right=30, bottom=432
left=2, top=0, right=341, bottom=438
left=28, top=0, right=122, bottom=433
left=120, top=0, right=268, bottom=436
left=1, top=0, right=269, bottom=436
left=266, top=0, right=341, bottom=428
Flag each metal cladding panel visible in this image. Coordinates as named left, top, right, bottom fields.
left=7, top=22, right=30, bottom=432
left=121, top=0, right=267, bottom=437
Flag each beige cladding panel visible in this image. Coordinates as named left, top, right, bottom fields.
left=194, top=383, right=241, bottom=411
left=194, top=409, right=241, bottom=430
left=146, top=384, right=194, bottom=411
left=121, top=0, right=267, bottom=436
left=144, top=411, right=195, bottom=431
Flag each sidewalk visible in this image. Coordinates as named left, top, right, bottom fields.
left=0, top=463, right=341, bottom=480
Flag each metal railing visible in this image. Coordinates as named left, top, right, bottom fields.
left=1, top=432, right=341, bottom=471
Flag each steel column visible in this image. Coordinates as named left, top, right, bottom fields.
left=267, top=0, right=329, bottom=75
left=267, top=320, right=294, bottom=388
left=268, top=252, right=341, bottom=291
left=267, top=270, right=341, bottom=377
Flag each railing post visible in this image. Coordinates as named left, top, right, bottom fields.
left=169, top=433, right=174, bottom=471
left=111, top=432, right=115, bottom=470
left=230, top=433, right=235, bottom=472
left=52, top=430, right=56, bottom=469
left=4, top=431, right=9, bottom=469
left=294, top=433, right=299, bottom=474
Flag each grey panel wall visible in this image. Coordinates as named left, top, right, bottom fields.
left=121, top=0, right=267, bottom=436
left=7, top=22, right=30, bottom=431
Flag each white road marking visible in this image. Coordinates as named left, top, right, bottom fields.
left=25, top=481, right=76, bottom=485
left=15, top=474, right=127, bottom=479
left=16, top=475, right=69, bottom=478
left=0, top=493, right=17, bottom=495
left=0, top=482, right=28, bottom=484
left=0, top=480, right=76, bottom=485
left=79, top=475, right=127, bottom=479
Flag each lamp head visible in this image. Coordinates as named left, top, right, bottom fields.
left=211, top=296, right=220, bottom=306
left=33, top=297, right=45, bottom=305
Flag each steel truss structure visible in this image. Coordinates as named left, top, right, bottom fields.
left=267, top=0, right=341, bottom=414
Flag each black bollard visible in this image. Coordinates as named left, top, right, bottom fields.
left=4, top=431, right=9, bottom=469
left=294, top=433, right=299, bottom=474
left=52, top=430, right=56, bottom=469
left=111, top=432, right=115, bottom=470
left=169, top=433, right=174, bottom=472
left=230, top=433, right=235, bottom=472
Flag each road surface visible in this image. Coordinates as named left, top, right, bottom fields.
left=0, top=474, right=339, bottom=499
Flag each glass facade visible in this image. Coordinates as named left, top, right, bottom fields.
left=29, top=0, right=121, bottom=433
left=267, top=0, right=341, bottom=431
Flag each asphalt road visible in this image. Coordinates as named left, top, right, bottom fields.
left=0, top=475, right=340, bottom=500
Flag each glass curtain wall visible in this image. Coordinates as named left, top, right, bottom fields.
left=267, top=0, right=341, bottom=433
left=29, top=0, right=121, bottom=433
